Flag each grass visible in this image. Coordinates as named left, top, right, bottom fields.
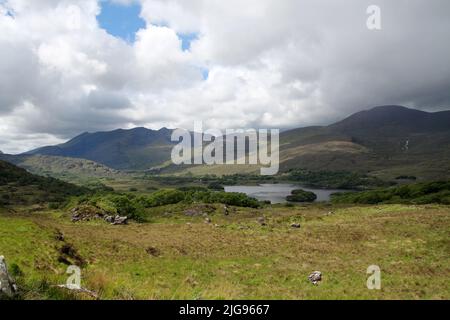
left=1, top=203, right=449, bottom=300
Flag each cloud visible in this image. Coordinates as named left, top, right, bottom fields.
left=0, top=0, right=449, bottom=153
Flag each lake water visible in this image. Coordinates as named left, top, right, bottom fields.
left=224, top=184, right=347, bottom=204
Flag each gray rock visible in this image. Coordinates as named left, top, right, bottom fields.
left=111, top=215, right=128, bottom=225
left=308, top=271, right=322, bottom=285
left=0, top=256, right=18, bottom=299
left=104, top=215, right=114, bottom=223
left=291, top=223, right=301, bottom=229
left=257, top=217, right=267, bottom=226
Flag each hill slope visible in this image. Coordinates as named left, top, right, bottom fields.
left=279, top=106, right=450, bottom=179
left=25, top=127, right=176, bottom=170
left=0, top=160, right=88, bottom=206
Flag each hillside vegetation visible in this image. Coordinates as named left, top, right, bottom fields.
left=0, top=160, right=88, bottom=206
left=1, top=204, right=448, bottom=299
left=332, top=181, right=450, bottom=205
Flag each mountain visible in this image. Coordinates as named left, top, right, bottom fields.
left=279, top=105, right=450, bottom=179
left=25, top=127, right=176, bottom=170
left=22, top=106, right=450, bottom=180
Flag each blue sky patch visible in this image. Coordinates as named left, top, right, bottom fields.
left=178, top=33, right=199, bottom=51
left=97, top=0, right=146, bottom=43
left=201, top=68, right=210, bottom=80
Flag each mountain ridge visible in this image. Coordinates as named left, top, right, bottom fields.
left=18, top=105, right=450, bottom=179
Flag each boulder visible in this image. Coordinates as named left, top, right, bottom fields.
left=111, top=215, right=128, bottom=225
left=308, top=271, right=322, bottom=285
left=0, top=256, right=18, bottom=299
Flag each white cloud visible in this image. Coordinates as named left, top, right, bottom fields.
left=0, top=0, right=449, bottom=153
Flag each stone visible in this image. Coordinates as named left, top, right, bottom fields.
left=291, top=223, right=301, bottom=229
left=104, top=215, right=114, bottom=223
left=204, top=217, right=212, bottom=224
left=0, top=256, right=18, bottom=299
left=257, top=217, right=267, bottom=226
left=111, top=215, right=128, bottom=225
left=308, top=271, right=322, bottom=285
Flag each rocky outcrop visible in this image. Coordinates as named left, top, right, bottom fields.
left=110, top=215, right=128, bottom=225
left=70, top=205, right=106, bottom=222
left=70, top=206, right=128, bottom=225
left=0, top=256, right=18, bottom=299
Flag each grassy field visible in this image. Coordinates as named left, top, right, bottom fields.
left=1, top=203, right=449, bottom=300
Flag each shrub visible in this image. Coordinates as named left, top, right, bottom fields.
left=138, top=189, right=260, bottom=209
left=286, top=189, right=317, bottom=203
left=143, top=189, right=186, bottom=207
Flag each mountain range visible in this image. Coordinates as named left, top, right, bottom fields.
left=2, top=105, right=450, bottom=181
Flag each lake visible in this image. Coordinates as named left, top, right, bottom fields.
left=224, top=184, right=347, bottom=204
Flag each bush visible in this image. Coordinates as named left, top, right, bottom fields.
left=10, top=263, right=24, bottom=277
left=81, top=194, right=147, bottom=222
left=207, top=182, right=225, bottom=191
left=286, top=189, right=317, bottom=203
left=142, top=189, right=186, bottom=207
left=138, top=189, right=260, bottom=209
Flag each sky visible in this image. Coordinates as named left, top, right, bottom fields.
left=0, top=0, right=449, bottom=154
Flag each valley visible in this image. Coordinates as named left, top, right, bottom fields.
left=1, top=105, right=449, bottom=300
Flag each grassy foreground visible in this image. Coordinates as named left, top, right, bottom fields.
left=0, top=204, right=449, bottom=300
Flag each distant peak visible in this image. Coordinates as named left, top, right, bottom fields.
left=369, top=105, right=412, bottom=112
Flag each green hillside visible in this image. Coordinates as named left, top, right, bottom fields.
left=0, top=160, right=88, bottom=206
left=25, top=127, right=176, bottom=170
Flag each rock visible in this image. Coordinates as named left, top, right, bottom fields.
left=0, top=256, right=18, bottom=299
left=104, top=215, right=114, bottom=223
left=70, top=205, right=107, bottom=223
left=204, top=217, right=212, bottom=224
left=291, top=223, right=301, bottom=229
left=257, top=217, right=267, bottom=226
left=308, top=271, right=322, bottom=285
left=223, top=205, right=230, bottom=216
left=111, top=215, right=128, bottom=225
